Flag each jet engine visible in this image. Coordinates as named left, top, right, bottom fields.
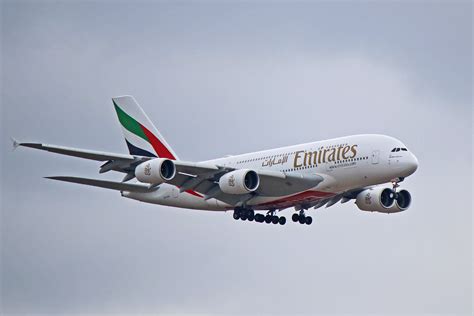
left=135, top=158, right=176, bottom=184
left=219, top=169, right=260, bottom=195
left=355, top=186, right=411, bottom=213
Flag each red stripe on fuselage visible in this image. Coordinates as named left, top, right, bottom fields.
left=185, top=190, right=203, bottom=198
left=257, top=190, right=335, bottom=207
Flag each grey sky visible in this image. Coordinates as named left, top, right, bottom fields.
left=1, top=1, right=472, bottom=315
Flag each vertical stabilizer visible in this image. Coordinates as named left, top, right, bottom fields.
left=112, top=96, right=178, bottom=159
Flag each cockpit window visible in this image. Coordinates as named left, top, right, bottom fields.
left=391, top=148, right=396, bottom=152
left=395, top=148, right=400, bottom=152
left=401, top=148, right=407, bottom=151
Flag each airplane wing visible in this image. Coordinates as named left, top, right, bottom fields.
left=16, top=141, right=137, bottom=161
left=165, top=161, right=324, bottom=206
left=15, top=140, right=324, bottom=207
left=46, top=176, right=156, bottom=192
left=310, top=188, right=365, bottom=210
left=14, top=140, right=151, bottom=181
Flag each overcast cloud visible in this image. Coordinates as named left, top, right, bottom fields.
left=1, top=1, right=472, bottom=315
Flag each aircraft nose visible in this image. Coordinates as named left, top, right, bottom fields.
left=406, top=153, right=418, bottom=175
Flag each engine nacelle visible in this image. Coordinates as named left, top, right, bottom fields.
left=356, top=186, right=411, bottom=213
left=135, top=158, right=176, bottom=184
left=219, top=169, right=260, bottom=195
left=394, top=189, right=412, bottom=211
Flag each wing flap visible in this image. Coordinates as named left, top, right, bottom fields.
left=45, top=176, right=155, bottom=192
left=257, top=171, right=324, bottom=196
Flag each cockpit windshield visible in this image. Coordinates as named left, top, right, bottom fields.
left=391, top=147, right=408, bottom=152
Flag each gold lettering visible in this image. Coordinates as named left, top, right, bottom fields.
left=312, top=151, right=318, bottom=166
left=336, top=146, right=343, bottom=161
left=322, top=149, right=329, bottom=163
left=305, top=152, right=313, bottom=166
left=294, top=150, right=304, bottom=168
left=342, top=146, right=351, bottom=159
left=327, top=148, right=336, bottom=162
left=350, top=145, right=358, bottom=158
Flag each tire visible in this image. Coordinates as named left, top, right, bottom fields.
left=298, top=214, right=306, bottom=224
left=233, top=212, right=240, bottom=220
left=256, top=214, right=264, bottom=222
left=292, top=213, right=299, bottom=222
left=279, top=217, right=286, bottom=225
left=272, top=216, right=279, bottom=224
left=247, top=213, right=255, bottom=221
left=265, top=215, right=272, bottom=224
left=305, top=216, right=313, bottom=225
left=241, top=214, right=247, bottom=221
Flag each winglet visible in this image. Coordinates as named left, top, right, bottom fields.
left=11, top=137, right=20, bottom=151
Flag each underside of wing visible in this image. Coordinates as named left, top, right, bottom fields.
left=45, top=176, right=155, bottom=193
left=164, top=161, right=325, bottom=207
left=17, top=140, right=328, bottom=209
left=15, top=141, right=151, bottom=180
left=17, top=142, right=137, bottom=161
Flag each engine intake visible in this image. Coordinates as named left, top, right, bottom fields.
left=395, top=189, right=411, bottom=210
left=135, top=158, right=176, bottom=184
left=356, top=186, right=411, bottom=213
left=219, top=169, right=260, bottom=195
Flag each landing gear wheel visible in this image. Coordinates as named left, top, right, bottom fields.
left=292, top=213, right=299, bottom=222
left=240, top=213, right=247, bottom=221
left=278, top=217, right=286, bottom=225
left=272, top=216, right=279, bottom=224
left=298, top=214, right=306, bottom=224
left=233, top=212, right=240, bottom=220
left=247, top=212, right=255, bottom=221
left=265, top=215, right=272, bottom=224
left=255, top=214, right=264, bottom=223
left=305, top=216, right=313, bottom=225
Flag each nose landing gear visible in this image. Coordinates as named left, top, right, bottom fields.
left=390, top=177, right=405, bottom=199
left=391, top=177, right=404, bottom=191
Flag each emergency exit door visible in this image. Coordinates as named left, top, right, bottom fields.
left=372, top=150, right=380, bottom=164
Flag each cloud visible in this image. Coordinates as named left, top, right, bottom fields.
left=1, top=1, right=472, bottom=315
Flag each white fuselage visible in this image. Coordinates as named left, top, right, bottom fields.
left=124, top=134, right=418, bottom=211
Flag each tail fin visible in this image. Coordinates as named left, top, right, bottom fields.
left=112, top=95, right=178, bottom=160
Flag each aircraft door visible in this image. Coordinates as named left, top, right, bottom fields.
left=371, top=150, right=380, bottom=164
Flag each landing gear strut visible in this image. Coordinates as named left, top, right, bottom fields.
left=391, top=177, right=404, bottom=191
left=292, top=210, right=312, bottom=225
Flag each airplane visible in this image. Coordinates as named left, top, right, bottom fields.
left=13, top=95, right=418, bottom=226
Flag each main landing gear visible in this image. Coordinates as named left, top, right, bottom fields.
left=292, top=211, right=312, bottom=225
left=233, top=208, right=286, bottom=225
left=233, top=208, right=313, bottom=225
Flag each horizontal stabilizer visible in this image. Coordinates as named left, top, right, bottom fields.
left=45, top=176, right=155, bottom=193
